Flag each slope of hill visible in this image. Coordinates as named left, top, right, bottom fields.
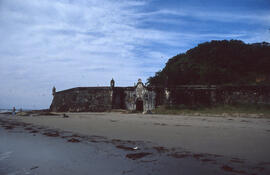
left=148, top=40, right=270, bottom=87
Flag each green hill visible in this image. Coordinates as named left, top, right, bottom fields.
left=148, top=40, right=270, bottom=87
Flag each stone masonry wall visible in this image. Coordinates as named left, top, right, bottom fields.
left=50, top=87, right=113, bottom=112
left=216, top=86, right=270, bottom=105
left=124, top=86, right=156, bottom=112
left=158, top=85, right=270, bottom=107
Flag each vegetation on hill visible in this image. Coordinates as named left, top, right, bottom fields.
left=147, top=40, right=270, bottom=87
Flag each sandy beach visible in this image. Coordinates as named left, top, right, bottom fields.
left=1, top=113, right=270, bottom=174
left=15, top=112, right=270, bottom=161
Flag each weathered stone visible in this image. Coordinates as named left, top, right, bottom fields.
left=50, top=81, right=270, bottom=112
left=50, top=87, right=114, bottom=112
left=50, top=79, right=156, bottom=112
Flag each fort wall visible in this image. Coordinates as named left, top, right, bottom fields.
left=157, top=85, right=270, bottom=107
left=50, top=87, right=113, bottom=112
left=50, top=80, right=156, bottom=112
left=50, top=82, right=270, bottom=112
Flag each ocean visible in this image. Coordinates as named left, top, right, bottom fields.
left=0, top=109, right=13, bottom=113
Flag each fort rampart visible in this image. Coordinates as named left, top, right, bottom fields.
left=50, top=80, right=270, bottom=112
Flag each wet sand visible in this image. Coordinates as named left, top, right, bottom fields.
left=1, top=113, right=270, bottom=174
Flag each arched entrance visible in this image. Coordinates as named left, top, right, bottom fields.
left=136, top=99, right=143, bottom=112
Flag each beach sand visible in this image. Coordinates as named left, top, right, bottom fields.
left=13, top=112, right=270, bottom=162
left=1, top=113, right=270, bottom=174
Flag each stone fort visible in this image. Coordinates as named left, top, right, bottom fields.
left=50, top=79, right=270, bottom=112
left=50, top=79, right=156, bottom=112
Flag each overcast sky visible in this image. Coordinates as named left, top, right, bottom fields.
left=0, top=0, right=269, bottom=109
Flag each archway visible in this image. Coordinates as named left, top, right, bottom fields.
left=136, top=99, right=143, bottom=112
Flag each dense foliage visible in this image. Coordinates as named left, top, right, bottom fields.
left=148, top=40, right=270, bottom=87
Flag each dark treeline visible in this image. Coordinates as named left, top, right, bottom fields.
left=147, top=40, right=270, bottom=87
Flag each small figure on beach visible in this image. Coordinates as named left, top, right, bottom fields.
left=12, top=107, right=16, bottom=116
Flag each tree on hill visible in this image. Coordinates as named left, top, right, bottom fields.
left=147, top=40, right=270, bottom=87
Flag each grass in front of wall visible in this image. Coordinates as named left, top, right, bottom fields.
left=153, top=104, right=270, bottom=117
